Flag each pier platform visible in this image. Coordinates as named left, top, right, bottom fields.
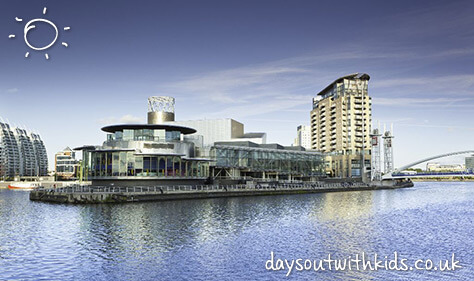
left=29, top=181, right=414, bottom=204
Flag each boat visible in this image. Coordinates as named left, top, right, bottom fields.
left=8, top=182, right=41, bottom=190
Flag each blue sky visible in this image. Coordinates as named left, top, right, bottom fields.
left=1, top=0, right=473, bottom=169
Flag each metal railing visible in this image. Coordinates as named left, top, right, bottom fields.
left=35, top=181, right=370, bottom=194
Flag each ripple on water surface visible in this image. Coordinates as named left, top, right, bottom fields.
left=0, top=182, right=472, bottom=280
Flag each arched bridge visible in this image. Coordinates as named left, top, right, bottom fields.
left=382, top=150, right=474, bottom=179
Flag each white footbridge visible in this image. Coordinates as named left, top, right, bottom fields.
left=382, top=150, right=474, bottom=179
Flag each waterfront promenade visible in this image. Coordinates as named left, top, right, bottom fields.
left=0, top=181, right=91, bottom=189
left=29, top=181, right=413, bottom=204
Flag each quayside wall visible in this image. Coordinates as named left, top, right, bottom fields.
left=30, top=181, right=413, bottom=204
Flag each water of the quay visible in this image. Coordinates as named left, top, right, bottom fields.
left=0, top=181, right=472, bottom=281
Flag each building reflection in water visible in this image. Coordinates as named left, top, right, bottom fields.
left=72, top=191, right=380, bottom=280
left=310, top=191, right=378, bottom=281
left=1, top=184, right=472, bottom=280
left=317, top=191, right=374, bottom=221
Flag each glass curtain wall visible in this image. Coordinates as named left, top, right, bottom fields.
left=210, top=146, right=325, bottom=176
left=87, top=151, right=208, bottom=178
left=106, top=129, right=181, bottom=142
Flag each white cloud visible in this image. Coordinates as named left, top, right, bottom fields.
left=397, top=123, right=474, bottom=131
left=373, top=97, right=473, bottom=107
left=165, top=64, right=315, bottom=104
left=5, top=88, right=19, bottom=94
left=162, top=45, right=474, bottom=119
left=372, top=75, right=474, bottom=89
left=152, top=43, right=474, bottom=124
left=206, top=94, right=313, bottom=119
left=98, top=114, right=143, bottom=125
left=98, top=117, right=116, bottom=125
left=162, top=48, right=409, bottom=104
left=119, top=114, right=142, bottom=123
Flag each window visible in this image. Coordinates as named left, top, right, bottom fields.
left=135, top=156, right=143, bottom=175
left=151, top=157, right=157, bottom=174
left=112, top=152, right=119, bottom=176
left=142, top=129, right=153, bottom=141
left=134, top=129, right=143, bottom=141
left=154, top=129, right=165, bottom=141
left=166, top=131, right=180, bottom=141
left=127, top=153, right=135, bottom=176
left=119, top=152, right=127, bottom=176
left=143, top=157, right=151, bottom=174
left=159, top=157, right=166, bottom=176
left=106, top=152, right=112, bottom=176
left=115, top=131, right=123, bottom=140
left=123, top=129, right=133, bottom=141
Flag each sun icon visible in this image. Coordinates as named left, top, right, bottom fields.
left=8, top=7, right=70, bottom=60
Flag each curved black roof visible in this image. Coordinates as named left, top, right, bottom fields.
left=101, top=124, right=197, bottom=135
left=73, top=145, right=97, bottom=151
left=317, top=73, right=370, bottom=96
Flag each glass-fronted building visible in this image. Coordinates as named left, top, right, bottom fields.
left=75, top=96, right=326, bottom=186
left=209, top=143, right=325, bottom=181
left=0, top=122, right=48, bottom=180
left=76, top=124, right=211, bottom=186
